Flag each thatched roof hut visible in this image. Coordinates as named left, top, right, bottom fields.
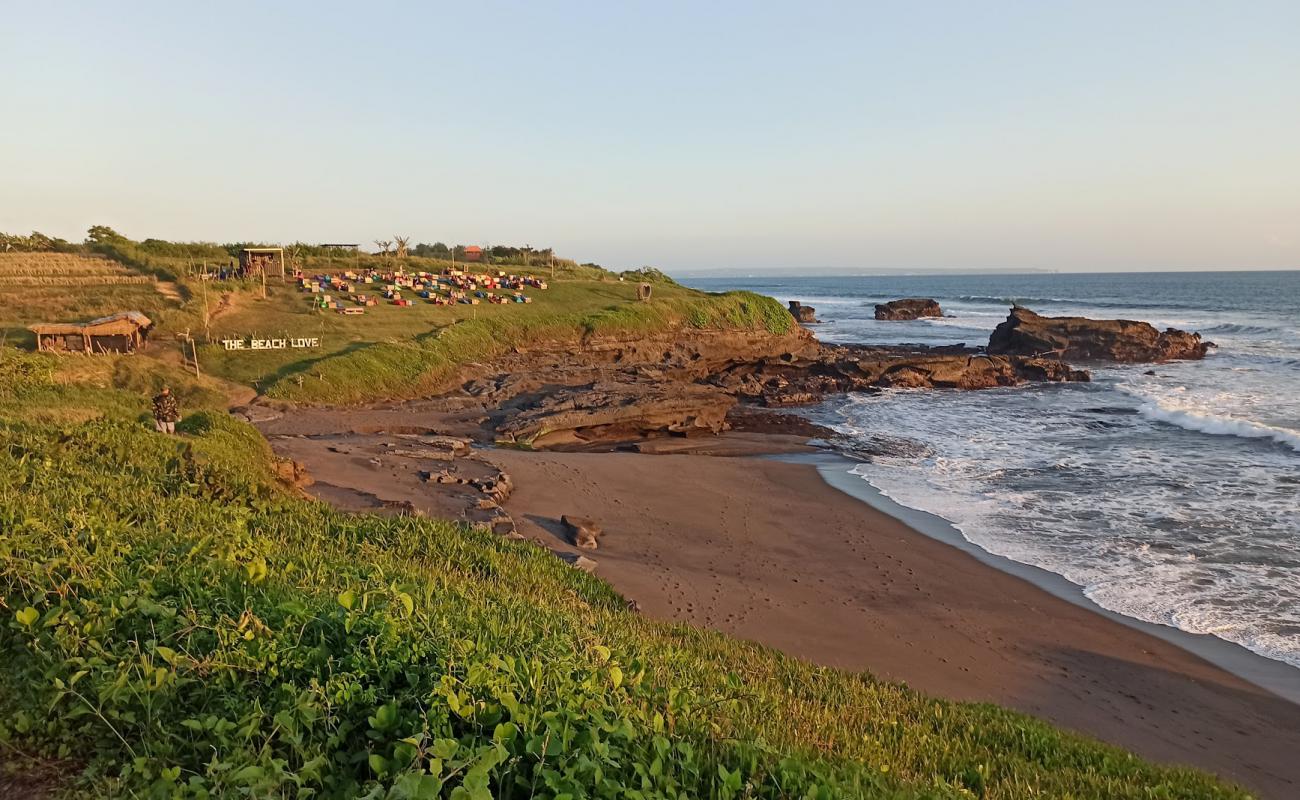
left=30, top=311, right=153, bottom=354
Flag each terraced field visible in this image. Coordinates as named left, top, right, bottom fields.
left=0, top=252, right=180, bottom=344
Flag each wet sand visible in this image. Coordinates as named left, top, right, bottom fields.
left=483, top=448, right=1300, bottom=799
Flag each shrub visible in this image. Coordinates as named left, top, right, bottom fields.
left=0, top=349, right=55, bottom=398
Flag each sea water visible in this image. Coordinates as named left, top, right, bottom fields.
left=688, top=271, right=1300, bottom=669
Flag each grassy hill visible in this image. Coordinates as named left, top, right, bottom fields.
left=0, top=234, right=792, bottom=406
left=0, top=351, right=1245, bottom=799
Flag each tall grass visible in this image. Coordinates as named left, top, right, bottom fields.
left=0, top=357, right=1247, bottom=799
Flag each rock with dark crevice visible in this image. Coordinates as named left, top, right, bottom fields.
left=788, top=301, right=819, bottom=324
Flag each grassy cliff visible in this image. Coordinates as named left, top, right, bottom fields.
left=0, top=350, right=1246, bottom=799
left=2, top=237, right=793, bottom=410
left=258, top=285, right=794, bottom=405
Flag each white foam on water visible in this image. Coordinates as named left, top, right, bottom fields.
left=699, top=271, right=1300, bottom=670
left=1118, top=377, right=1300, bottom=453
left=1134, top=400, right=1300, bottom=453
left=825, top=379, right=1300, bottom=670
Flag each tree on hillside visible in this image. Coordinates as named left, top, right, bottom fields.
left=86, top=225, right=126, bottom=245
left=393, top=236, right=410, bottom=258
left=0, top=231, right=69, bottom=252
left=417, top=241, right=450, bottom=257
left=373, top=240, right=392, bottom=257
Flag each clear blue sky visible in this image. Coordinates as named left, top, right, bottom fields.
left=2, top=1, right=1297, bottom=272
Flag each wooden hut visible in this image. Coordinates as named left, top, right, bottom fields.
left=238, top=247, right=285, bottom=277
left=30, top=311, right=153, bottom=354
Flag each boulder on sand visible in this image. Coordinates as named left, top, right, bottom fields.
left=986, top=306, right=1209, bottom=362
left=875, top=298, right=943, bottom=321
left=495, top=380, right=736, bottom=449
left=788, top=301, right=818, bottom=324
left=562, top=515, right=602, bottom=550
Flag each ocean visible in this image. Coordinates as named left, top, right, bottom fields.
left=688, top=271, right=1300, bottom=670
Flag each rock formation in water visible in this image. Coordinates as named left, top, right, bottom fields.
left=875, top=298, right=943, bottom=320
left=709, top=344, right=1089, bottom=406
left=986, top=306, right=1210, bottom=362
left=491, top=340, right=1091, bottom=449
left=788, top=301, right=819, bottom=323
left=254, top=319, right=1092, bottom=453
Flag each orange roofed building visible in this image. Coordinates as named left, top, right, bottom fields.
left=463, top=245, right=483, bottom=262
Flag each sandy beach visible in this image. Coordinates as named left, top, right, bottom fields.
left=475, top=446, right=1300, bottom=799
left=259, top=398, right=1300, bottom=799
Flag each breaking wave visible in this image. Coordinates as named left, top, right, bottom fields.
left=1135, top=400, right=1300, bottom=453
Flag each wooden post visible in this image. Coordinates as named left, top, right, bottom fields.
left=182, top=329, right=200, bottom=378
left=201, top=275, right=210, bottom=342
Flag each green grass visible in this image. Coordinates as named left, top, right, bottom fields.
left=181, top=277, right=792, bottom=404
left=0, top=350, right=1247, bottom=799
left=0, top=237, right=793, bottom=404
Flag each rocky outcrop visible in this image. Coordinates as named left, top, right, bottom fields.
left=875, top=298, right=943, bottom=321
left=710, top=344, right=1089, bottom=406
left=493, top=341, right=1088, bottom=450
left=496, top=380, right=736, bottom=449
left=788, top=301, right=819, bottom=324
left=256, top=317, right=1093, bottom=455
left=987, top=307, right=1209, bottom=362
left=262, top=431, right=519, bottom=536
left=272, top=457, right=314, bottom=488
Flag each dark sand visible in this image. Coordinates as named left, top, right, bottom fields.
left=261, top=411, right=1300, bottom=799
left=483, top=448, right=1300, bottom=799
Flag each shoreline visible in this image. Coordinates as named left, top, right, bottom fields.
left=263, top=416, right=1300, bottom=797
left=802, top=450, right=1300, bottom=706
left=475, top=442, right=1300, bottom=798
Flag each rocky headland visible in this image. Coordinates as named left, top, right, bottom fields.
left=250, top=301, right=1213, bottom=461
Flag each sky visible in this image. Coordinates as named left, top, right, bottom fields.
left=2, top=1, right=1298, bottom=273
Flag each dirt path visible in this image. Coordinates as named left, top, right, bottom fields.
left=154, top=279, right=184, bottom=303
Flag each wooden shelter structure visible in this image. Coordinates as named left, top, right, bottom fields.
left=238, top=247, right=286, bottom=277
left=30, top=311, right=153, bottom=354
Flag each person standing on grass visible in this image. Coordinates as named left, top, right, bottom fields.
left=152, top=386, right=180, bottom=434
